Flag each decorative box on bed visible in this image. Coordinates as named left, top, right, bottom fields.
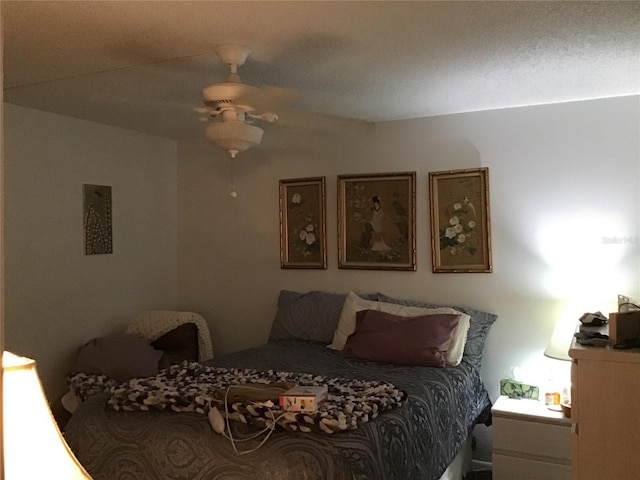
left=64, top=291, right=496, bottom=480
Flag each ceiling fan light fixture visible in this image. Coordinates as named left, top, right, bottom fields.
left=205, top=120, right=264, bottom=158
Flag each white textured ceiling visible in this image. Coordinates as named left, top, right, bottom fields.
left=3, top=1, right=639, bottom=140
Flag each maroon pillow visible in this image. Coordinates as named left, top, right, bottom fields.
left=152, top=323, right=199, bottom=369
left=343, top=309, right=461, bottom=367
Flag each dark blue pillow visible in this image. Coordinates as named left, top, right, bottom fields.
left=269, top=290, right=376, bottom=344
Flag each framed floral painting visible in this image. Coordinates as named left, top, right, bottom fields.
left=429, top=168, right=492, bottom=273
left=279, top=177, right=327, bottom=269
left=338, top=172, right=416, bottom=271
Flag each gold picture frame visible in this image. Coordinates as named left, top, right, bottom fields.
left=338, top=172, right=416, bottom=271
left=429, top=167, right=492, bottom=273
left=279, top=177, right=327, bottom=269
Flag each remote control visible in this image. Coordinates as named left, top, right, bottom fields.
left=208, top=406, right=225, bottom=434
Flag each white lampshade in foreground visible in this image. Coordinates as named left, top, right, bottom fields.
left=205, top=120, right=264, bottom=158
left=2, top=352, right=91, bottom=479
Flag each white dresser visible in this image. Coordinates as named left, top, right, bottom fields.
left=569, top=337, right=640, bottom=480
left=492, top=396, right=571, bottom=479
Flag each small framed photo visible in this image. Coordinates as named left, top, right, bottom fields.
left=338, top=172, right=416, bottom=271
left=279, top=177, right=327, bottom=269
left=429, top=168, right=492, bottom=273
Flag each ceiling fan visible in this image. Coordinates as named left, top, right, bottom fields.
left=195, top=44, right=289, bottom=158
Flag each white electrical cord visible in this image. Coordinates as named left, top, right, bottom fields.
left=213, top=384, right=288, bottom=455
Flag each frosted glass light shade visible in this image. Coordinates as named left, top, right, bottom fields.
left=544, top=321, right=573, bottom=361
left=205, top=120, right=263, bottom=158
left=2, top=352, right=92, bottom=479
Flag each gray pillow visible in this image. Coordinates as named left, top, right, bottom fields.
left=269, top=290, right=376, bottom=344
left=374, top=293, right=497, bottom=368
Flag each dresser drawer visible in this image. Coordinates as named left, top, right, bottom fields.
left=493, top=453, right=571, bottom=480
left=493, top=416, right=571, bottom=461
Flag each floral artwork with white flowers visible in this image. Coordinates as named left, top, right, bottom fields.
left=440, top=197, right=478, bottom=256
left=289, top=191, right=321, bottom=259
left=429, top=168, right=492, bottom=273
left=279, top=178, right=327, bottom=269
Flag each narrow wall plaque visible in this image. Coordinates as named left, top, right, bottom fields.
left=83, top=184, right=113, bottom=255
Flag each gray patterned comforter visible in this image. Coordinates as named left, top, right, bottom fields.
left=64, top=340, right=491, bottom=480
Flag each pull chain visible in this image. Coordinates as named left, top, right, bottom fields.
left=228, top=160, right=238, bottom=198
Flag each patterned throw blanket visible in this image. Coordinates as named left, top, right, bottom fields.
left=69, top=362, right=406, bottom=434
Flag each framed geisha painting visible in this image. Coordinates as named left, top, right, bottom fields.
left=338, top=172, right=416, bottom=271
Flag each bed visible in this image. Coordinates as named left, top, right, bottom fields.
left=63, top=290, right=497, bottom=480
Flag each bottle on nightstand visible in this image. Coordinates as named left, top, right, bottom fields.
left=543, top=376, right=562, bottom=411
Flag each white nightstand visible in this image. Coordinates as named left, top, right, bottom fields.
left=492, top=396, right=571, bottom=480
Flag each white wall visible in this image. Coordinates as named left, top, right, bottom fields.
left=3, top=104, right=179, bottom=400
left=1, top=96, right=637, bottom=459
left=177, top=96, right=639, bottom=460
left=177, top=114, right=376, bottom=350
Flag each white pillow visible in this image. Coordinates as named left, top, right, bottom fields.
left=328, top=291, right=470, bottom=366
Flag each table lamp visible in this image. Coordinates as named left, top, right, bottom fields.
left=543, top=321, right=573, bottom=362
left=2, top=351, right=92, bottom=479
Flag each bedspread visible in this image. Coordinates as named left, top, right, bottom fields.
left=64, top=340, right=491, bottom=480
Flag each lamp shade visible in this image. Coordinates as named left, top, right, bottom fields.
left=543, top=321, right=573, bottom=361
left=205, top=120, right=263, bottom=158
left=2, top=352, right=91, bottom=479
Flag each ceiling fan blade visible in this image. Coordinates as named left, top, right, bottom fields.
left=193, top=106, right=223, bottom=123
left=234, top=85, right=301, bottom=113
left=246, top=112, right=278, bottom=123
